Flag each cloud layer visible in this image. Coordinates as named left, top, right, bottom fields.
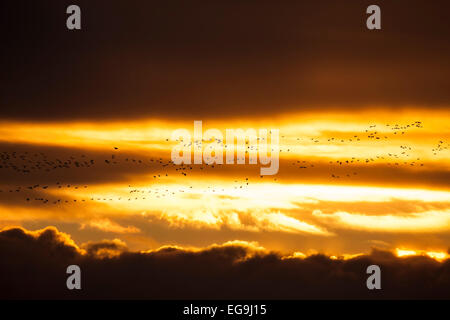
left=1, top=226, right=449, bottom=299
left=2, top=1, right=450, bottom=120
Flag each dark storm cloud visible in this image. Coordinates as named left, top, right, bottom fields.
left=1, top=0, right=449, bottom=121
left=0, top=226, right=449, bottom=299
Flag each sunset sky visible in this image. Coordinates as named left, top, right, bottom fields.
left=1, top=0, right=449, bottom=299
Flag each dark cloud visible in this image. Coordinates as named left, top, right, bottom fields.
left=1, top=142, right=449, bottom=197
left=0, top=142, right=173, bottom=187
left=0, top=226, right=449, bottom=299
left=1, top=0, right=449, bottom=121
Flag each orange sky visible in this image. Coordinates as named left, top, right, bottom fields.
left=1, top=108, right=449, bottom=259
left=1, top=1, right=450, bottom=269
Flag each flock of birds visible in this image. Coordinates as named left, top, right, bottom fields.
left=0, top=121, right=448, bottom=205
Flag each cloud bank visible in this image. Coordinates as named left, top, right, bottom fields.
left=0, top=226, right=449, bottom=299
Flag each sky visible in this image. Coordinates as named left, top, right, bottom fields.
left=0, top=0, right=449, bottom=298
